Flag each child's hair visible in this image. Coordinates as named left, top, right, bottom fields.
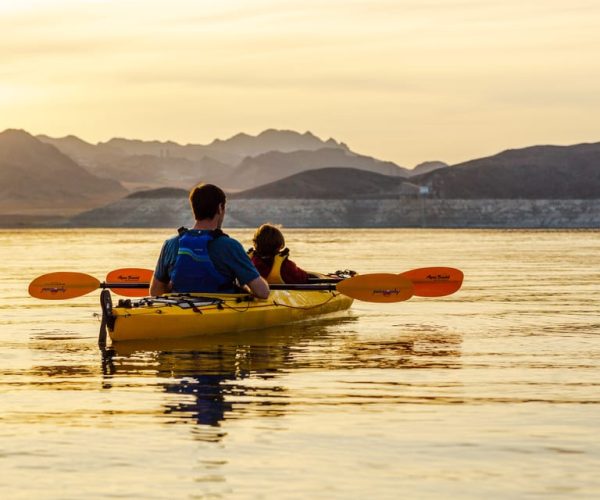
left=253, top=223, right=285, bottom=257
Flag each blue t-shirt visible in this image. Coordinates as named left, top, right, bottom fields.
left=154, top=231, right=260, bottom=293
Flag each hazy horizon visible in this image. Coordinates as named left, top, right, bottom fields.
left=2, top=0, right=599, bottom=167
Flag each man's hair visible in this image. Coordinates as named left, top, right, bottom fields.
left=189, top=183, right=226, bottom=220
left=253, top=223, right=285, bottom=257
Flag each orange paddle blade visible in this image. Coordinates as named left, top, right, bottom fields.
left=399, top=267, right=463, bottom=297
left=106, top=268, right=152, bottom=297
left=337, top=273, right=413, bottom=303
left=28, top=272, right=101, bottom=300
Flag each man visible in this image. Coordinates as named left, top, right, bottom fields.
left=149, top=183, right=270, bottom=298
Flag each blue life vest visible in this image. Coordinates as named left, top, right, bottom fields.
left=171, top=230, right=231, bottom=293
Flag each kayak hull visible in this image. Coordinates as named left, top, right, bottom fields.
left=106, top=290, right=353, bottom=342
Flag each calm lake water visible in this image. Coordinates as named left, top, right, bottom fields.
left=1, top=228, right=599, bottom=499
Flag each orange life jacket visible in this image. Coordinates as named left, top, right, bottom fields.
left=248, top=248, right=289, bottom=284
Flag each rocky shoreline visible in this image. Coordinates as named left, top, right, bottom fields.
left=228, top=199, right=600, bottom=228
left=50, top=197, right=600, bottom=228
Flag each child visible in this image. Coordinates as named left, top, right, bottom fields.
left=249, top=223, right=310, bottom=284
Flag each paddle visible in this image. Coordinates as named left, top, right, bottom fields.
left=271, top=274, right=414, bottom=303
left=29, top=269, right=151, bottom=300
left=29, top=271, right=414, bottom=303
left=398, top=267, right=463, bottom=297
left=105, top=268, right=153, bottom=297
left=310, top=266, right=463, bottom=297
left=29, top=272, right=105, bottom=300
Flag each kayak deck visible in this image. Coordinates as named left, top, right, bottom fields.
left=103, top=289, right=353, bottom=342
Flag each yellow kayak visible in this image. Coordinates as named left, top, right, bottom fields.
left=29, top=268, right=462, bottom=344
left=102, top=289, right=353, bottom=342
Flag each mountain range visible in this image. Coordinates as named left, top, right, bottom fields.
left=1, top=127, right=599, bottom=222
left=35, top=129, right=414, bottom=194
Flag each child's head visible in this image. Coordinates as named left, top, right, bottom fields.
left=253, top=223, right=285, bottom=257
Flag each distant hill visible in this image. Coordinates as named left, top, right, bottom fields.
left=38, top=135, right=239, bottom=182
left=0, top=129, right=126, bottom=212
left=126, top=187, right=188, bottom=199
left=410, top=161, right=448, bottom=176
left=231, top=167, right=419, bottom=199
left=36, top=134, right=123, bottom=169
left=415, top=143, right=600, bottom=198
left=227, top=148, right=409, bottom=190
left=93, top=154, right=234, bottom=191
left=207, top=129, right=350, bottom=157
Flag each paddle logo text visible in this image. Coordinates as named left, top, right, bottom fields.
left=116, top=274, right=141, bottom=282
left=426, top=274, right=450, bottom=281
left=41, top=284, right=67, bottom=294
left=373, top=288, right=403, bottom=296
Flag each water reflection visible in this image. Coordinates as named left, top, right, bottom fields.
left=102, top=319, right=348, bottom=429
left=100, top=317, right=462, bottom=433
left=331, top=334, right=462, bottom=370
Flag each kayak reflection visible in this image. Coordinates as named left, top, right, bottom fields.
left=102, top=317, right=357, bottom=427
left=101, top=318, right=462, bottom=430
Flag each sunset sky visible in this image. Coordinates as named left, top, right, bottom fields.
left=1, top=0, right=599, bottom=167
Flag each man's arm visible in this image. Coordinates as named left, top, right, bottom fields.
left=219, top=238, right=270, bottom=298
left=246, top=275, right=270, bottom=299
left=150, top=275, right=171, bottom=296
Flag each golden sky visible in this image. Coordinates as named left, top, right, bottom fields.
left=1, top=0, right=599, bottom=166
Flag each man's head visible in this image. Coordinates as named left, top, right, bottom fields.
left=189, top=183, right=226, bottom=222
left=253, top=223, right=285, bottom=257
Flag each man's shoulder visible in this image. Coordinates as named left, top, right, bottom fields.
left=212, top=233, right=244, bottom=251
left=163, top=234, right=180, bottom=247
left=159, top=234, right=181, bottom=260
